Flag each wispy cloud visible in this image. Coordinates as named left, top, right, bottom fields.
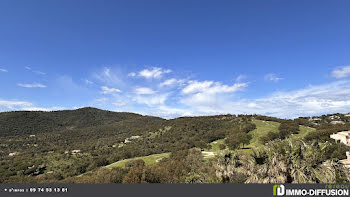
left=264, top=73, right=283, bottom=82
left=33, top=71, right=46, bottom=75
left=17, top=83, right=46, bottom=88
left=134, top=87, right=156, bottom=95
left=94, top=67, right=125, bottom=86
left=25, top=66, right=46, bottom=75
left=235, top=74, right=247, bottom=82
left=131, top=67, right=171, bottom=79
left=85, top=79, right=94, bottom=85
left=101, top=86, right=121, bottom=94
left=0, top=68, right=8, bottom=72
left=182, top=80, right=247, bottom=95
left=112, top=101, right=127, bottom=107
left=331, top=65, right=350, bottom=79
left=127, top=72, right=136, bottom=77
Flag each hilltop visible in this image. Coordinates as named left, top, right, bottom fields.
left=0, top=107, right=163, bottom=137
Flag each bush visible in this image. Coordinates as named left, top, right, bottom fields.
left=219, top=144, right=226, bottom=150
left=259, top=131, right=280, bottom=144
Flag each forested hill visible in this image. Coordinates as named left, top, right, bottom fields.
left=1, top=108, right=350, bottom=183
left=0, top=107, right=164, bottom=137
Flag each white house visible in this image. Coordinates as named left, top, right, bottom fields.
left=330, top=131, right=350, bottom=146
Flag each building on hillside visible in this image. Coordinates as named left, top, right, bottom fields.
left=340, top=152, right=350, bottom=167
left=71, top=150, right=81, bottom=154
left=330, top=131, right=350, bottom=146
left=329, top=115, right=340, bottom=120
left=330, top=120, right=345, bottom=125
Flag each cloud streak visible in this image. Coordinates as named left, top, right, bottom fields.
left=264, top=73, right=283, bottom=82
left=134, top=87, right=156, bottom=95
left=130, top=67, right=172, bottom=79
left=17, top=83, right=46, bottom=88
left=101, top=86, right=121, bottom=94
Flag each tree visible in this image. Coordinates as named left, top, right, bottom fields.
left=225, top=132, right=251, bottom=150
left=122, top=160, right=145, bottom=183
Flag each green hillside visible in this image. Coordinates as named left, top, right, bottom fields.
left=0, top=108, right=349, bottom=184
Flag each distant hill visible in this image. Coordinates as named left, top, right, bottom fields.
left=0, top=107, right=163, bottom=137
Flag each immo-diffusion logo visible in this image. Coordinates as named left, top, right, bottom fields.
left=273, top=184, right=349, bottom=196
left=273, top=185, right=285, bottom=196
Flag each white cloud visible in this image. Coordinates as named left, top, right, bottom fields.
left=101, top=86, right=121, bottom=94
left=331, top=65, right=350, bottom=79
left=179, top=80, right=247, bottom=112
left=171, top=80, right=350, bottom=119
left=0, top=99, right=63, bottom=112
left=134, top=87, right=156, bottom=95
left=159, top=78, right=184, bottom=87
left=0, top=68, right=8, bottom=72
left=182, top=80, right=247, bottom=94
left=17, top=83, right=46, bottom=88
left=138, top=67, right=171, bottom=79
left=264, top=73, right=283, bottom=82
left=25, top=66, right=31, bottom=70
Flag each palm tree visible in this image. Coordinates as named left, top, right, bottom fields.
left=213, top=139, right=350, bottom=183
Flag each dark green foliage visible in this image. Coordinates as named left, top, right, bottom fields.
left=225, top=132, right=251, bottom=150
left=0, top=107, right=161, bottom=137
left=324, top=143, right=349, bottom=160
left=259, top=131, right=280, bottom=144
left=253, top=115, right=285, bottom=123
left=122, top=160, right=146, bottom=183
left=293, top=117, right=316, bottom=128
left=278, top=120, right=299, bottom=139
left=219, top=144, right=226, bottom=150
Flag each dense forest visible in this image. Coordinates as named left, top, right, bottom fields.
left=0, top=107, right=349, bottom=183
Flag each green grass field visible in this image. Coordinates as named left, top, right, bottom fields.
left=207, top=139, right=226, bottom=152
left=105, top=153, right=170, bottom=169
left=246, top=119, right=280, bottom=148
left=290, top=125, right=316, bottom=140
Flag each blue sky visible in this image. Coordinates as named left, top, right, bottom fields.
left=1, top=0, right=350, bottom=118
